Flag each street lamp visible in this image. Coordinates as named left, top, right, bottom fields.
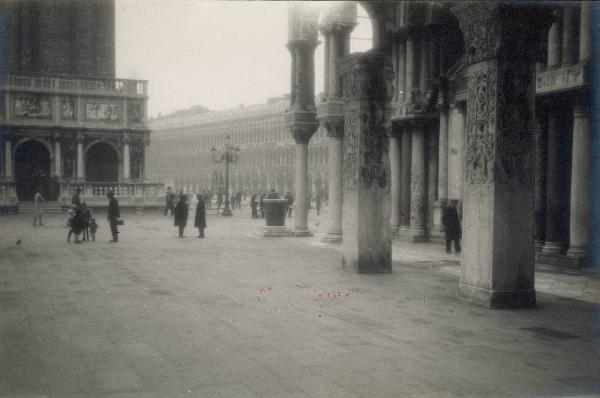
left=210, top=135, right=239, bottom=216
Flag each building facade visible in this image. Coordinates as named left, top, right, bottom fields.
left=147, top=96, right=329, bottom=199
left=0, top=0, right=163, bottom=211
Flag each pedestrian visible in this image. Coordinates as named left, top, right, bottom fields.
left=259, top=193, right=266, bottom=218
left=315, top=191, right=322, bottom=216
left=33, top=188, right=45, bottom=226
left=107, top=190, right=121, bottom=243
left=194, top=194, right=207, bottom=238
left=89, top=217, right=98, bottom=242
left=250, top=193, right=258, bottom=219
left=285, top=192, right=294, bottom=218
left=164, top=186, right=175, bottom=216
left=442, top=200, right=462, bottom=254
left=173, top=193, right=189, bottom=238
left=67, top=204, right=84, bottom=243
left=67, top=204, right=76, bottom=228
left=71, top=187, right=82, bottom=207
left=81, top=202, right=91, bottom=241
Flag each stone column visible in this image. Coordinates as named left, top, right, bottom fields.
left=547, top=7, right=562, bottom=69
left=338, top=52, right=394, bottom=273
left=123, top=134, right=131, bottom=181
left=567, top=100, right=590, bottom=258
left=319, top=116, right=344, bottom=243
left=409, top=127, right=427, bottom=242
left=389, top=129, right=402, bottom=233
left=54, top=137, right=62, bottom=178
left=533, top=109, right=548, bottom=251
left=397, top=39, right=406, bottom=102
left=579, top=2, right=591, bottom=63
left=427, top=127, right=439, bottom=236
left=542, top=113, right=566, bottom=254
left=142, top=138, right=150, bottom=181
left=433, top=95, right=449, bottom=238
left=76, top=133, right=84, bottom=181
left=4, top=139, right=12, bottom=179
left=286, top=2, right=320, bottom=237
left=399, top=130, right=412, bottom=233
left=405, top=35, right=416, bottom=99
left=562, top=5, right=578, bottom=66
left=454, top=3, right=550, bottom=308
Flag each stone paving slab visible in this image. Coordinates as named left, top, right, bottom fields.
left=0, top=211, right=599, bottom=397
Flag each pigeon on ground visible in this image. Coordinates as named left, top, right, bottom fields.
left=15, top=239, right=22, bottom=246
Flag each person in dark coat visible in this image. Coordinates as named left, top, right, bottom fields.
left=173, top=193, right=189, bottom=238
left=107, top=190, right=120, bottom=243
left=250, top=194, right=258, bottom=219
left=315, top=190, right=322, bottom=216
left=67, top=204, right=84, bottom=243
left=81, top=202, right=91, bottom=241
left=164, top=187, right=175, bottom=216
left=442, top=200, right=462, bottom=253
left=194, top=194, right=207, bottom=238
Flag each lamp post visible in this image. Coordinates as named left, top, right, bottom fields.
left=210, top=135, right=239, bottom=217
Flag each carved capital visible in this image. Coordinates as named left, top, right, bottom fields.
left=122, top=133, right=131, bottom=145
left=323, top=116, right=345, bottom=138
left=338, top=52, right=394, bottom=103
left=75, top=133, right=85, bottom=144
left=286, top=110, right=319, bottom=144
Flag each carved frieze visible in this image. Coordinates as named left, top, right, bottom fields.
left=85, top=102, right=120, bottom=121
left=465, top=61, right=496, bottom=185
left=343, top=113, right=360, bottom=192
left=14, top=95, right=52, bottom=119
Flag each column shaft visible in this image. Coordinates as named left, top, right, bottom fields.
left=389, top=133, right=402, bottom=232
left=543, top=113, right=567, bottom=253
left=405, top=36, right=415, bottom=96
left=399, top=130, right=412, bottom=230
left=409, top=128, right=427, bottom=242
left=397, top=40, right=406, bottom=101
left=323, top=134, right=343, bottom=242
left=76, top=140, right=84, bottom=180
left=580, top=2, right=591, bottom=62
left=547, top=8, right=563, bottom=69
left=54, top=140, right=62, bottom=177
left=437, top=106, right=449, bottom=199
left=294, top=143, right=310, bottom=235
left=567, top=102, right=590, bottom=257
left=4, top=140, right=12, bottom=179
left=123, top=143, right=130, bottom=180
left=427, top=129, right=438, bottom=235
left=534, top=112, right=548, bottom=250
left=562, top=5, right=577, bottom=66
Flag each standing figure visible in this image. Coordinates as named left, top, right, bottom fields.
left=173, top=194, right=189, bottom=238
left=194, top=194, right=207, bottom=238
left=107, top=190, right=120, bottom=243
left=315, top=191, right=322, bottom=216
left=71, top=187, right=82, bottom=207
left=250, top=194, right=258, bottom=219
left=81, top=202, right=91, bottom=241
left=442, top=200, right=462, bottom=254
left=33, top=188, right=45, bottom=226
left=164, top=187, right=175, bottom=216
left=67, top=205, right=84, bottom=243
left=285, top=192, right=294, bottom=218
left=89, top=218, right=98, bottom=242
left=259, top=194, right=266, bottom=218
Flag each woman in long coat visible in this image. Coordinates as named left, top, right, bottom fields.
left=173, top=193, right=189, bottom=238
left=194, top=194, right=207, bottom=238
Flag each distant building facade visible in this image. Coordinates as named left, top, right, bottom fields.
left=147, top=96, right=329, bottom=198
left=0, top=0, right=163, bottom=212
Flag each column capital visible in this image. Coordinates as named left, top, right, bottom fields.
left=337, top=52, right=395, bottom=103
left=75, top=133, right=85, bottom=143
left=286, top=111, right=319, bottom=145
left=452, top=3, right=552, bottom=65
left=122, top=133, right=131, bottom=145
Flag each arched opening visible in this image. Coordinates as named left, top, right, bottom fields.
left=86, top=142, right=119, bottom=182
left=14, top=140, right=53, bottom=201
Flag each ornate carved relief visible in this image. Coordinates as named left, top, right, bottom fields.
left=62, top=98, right=75, bottom=120
left=14, top=95, right=51, bottom=119
left=360, top=102, right=390, bottom=190
left=459, top=15, right=498, bottom=65
left=343, top=113, right=359, bottom=192
left=85, top=103, right=119, bottom=121
left=465, top=61, right=496, bottom=185
left=410, top=174, right=425, bottom=227
left=496, top=63, right=532, bottom=183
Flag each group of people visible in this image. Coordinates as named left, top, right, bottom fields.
left=168, top=189, right=207, bottom=238
left=248, top=190, right=294, bottom=219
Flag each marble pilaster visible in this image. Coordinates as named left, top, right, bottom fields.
left=409, top=127, right=427, bottom=242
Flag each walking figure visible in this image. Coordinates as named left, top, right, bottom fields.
left=194, top=194, right=207, bottom=238
left=173, top=193, right=189, bottom=238
left=250, top=194, right=258, bottom=219
left=107, top=190, right=120, bottom=243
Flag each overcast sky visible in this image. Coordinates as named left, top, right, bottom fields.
left=115, top=1, right=372, bottom=118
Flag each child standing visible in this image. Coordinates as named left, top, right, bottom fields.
left=81, top=202, right=91, bottom=241
left=89, top=218, right=98, bottom=242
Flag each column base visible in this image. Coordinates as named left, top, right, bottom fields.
left=221, top=208, right=233, bottom=217
left=542, top=241, right=565, bottom=254
left=534, top=240, right=545, bottom=252
left=254, top=226, right=293, bottom=237
left=408, top=227, right=428, bottom=243
left=293, top=227, right=313, bottom=237
left=460, top=283, right=536, bottom=309
left=321, top=232, right=342, bottom=244
left=567, top=246, right=587, bottom=258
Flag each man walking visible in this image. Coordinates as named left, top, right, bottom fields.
left=107, top=190, right=120, bottom=243
left=442, top=200, right=462, bottom=254
left=164, top=187, right=175, bottom=216
left=285, top=192, right=293, bottom=218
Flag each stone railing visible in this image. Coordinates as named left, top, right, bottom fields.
left=2, top=73, right=147, bottom=97
left=59, top=181, right=165, bottom=209
left=0, top=181, right=18, bottom=213
left=536, top=64, right=587, bottom=95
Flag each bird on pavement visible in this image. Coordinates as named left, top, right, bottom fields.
left=15, top=239, right=22, bottom=246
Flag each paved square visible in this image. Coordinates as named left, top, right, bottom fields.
left=1, top=209, right=599, bottom=397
